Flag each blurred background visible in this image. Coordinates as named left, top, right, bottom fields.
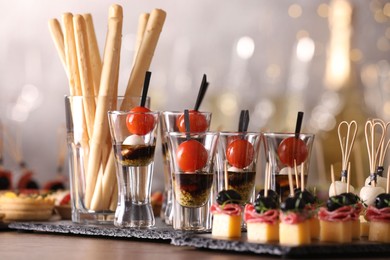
left=0, top=0, right=389, bottom=192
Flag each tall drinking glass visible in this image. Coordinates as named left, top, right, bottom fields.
left=108, top=109, right=159, bottom=228
left=216, top=132, right=262, bottom=204
left=65, top=96, right=147, bottom=224
left=263, top=133, right=315, bottom=201
left=167, top=131, right=218, bottom=231
left=159, top=111, right=212, bottom=225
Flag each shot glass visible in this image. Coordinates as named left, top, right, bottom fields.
left=108, top=109, right=159, bottom=228
left=65, top=96, right=147, bottom=224
left=167, top=131, right=218, bottom=231
left=263, top=133, right=315, bottom=201
left=216, top=132, right=262, bottom=204
left=159, top=111, right=212, bottom=225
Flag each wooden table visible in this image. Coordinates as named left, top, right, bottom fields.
left=1, top=230, right=389, bottom=260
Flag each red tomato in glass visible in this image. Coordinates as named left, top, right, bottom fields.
left=226, top=139, right=254, bottom=168
left=176, top=139, right=208, bottom=172
left=126, top=106, right=155, bottom=135
left=277, top=137, right=308, bottom=167
left=176, top=110, right=208, bottom=133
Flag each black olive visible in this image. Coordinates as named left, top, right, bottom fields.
left=280, top=196, right=305, bottom=212
left=295, top=189, right=316, bottom=205
left=254, top=196, right=279, bottom=213
left=339, top=192, right=359, bottom=205
left=26, top=180, right=39, bottom=189
left=216, top=189, right=242, bottom=205
left=0, top=176, right=10, bottom=190
left=256, top=189, right=279, bottom=203
left=326, top=195, right=344, bottom=211
left=375, top=193, right=390, bottom=209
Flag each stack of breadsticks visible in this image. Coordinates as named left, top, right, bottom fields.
left=48, top=4, right=166, bottom=212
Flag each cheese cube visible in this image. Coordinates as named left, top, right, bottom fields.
left=310, top=217, right=320, bottom=240
left=319, top=220, right=352, bottom=243
left=279, top=221, right=311, bottom=245
left=351, top=219, right=360, bottom=239
left=369, top=221, right=390, bottom=243
left=246, top=222, right=279, bottom=242
left=212, top=214, right=242, bottom=238
left=359, top=215, right=369, bottom=237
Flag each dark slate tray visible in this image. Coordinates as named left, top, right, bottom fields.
left=8, top=218, right=189, bottom=241
left=171, top=233, right=390, bottom=257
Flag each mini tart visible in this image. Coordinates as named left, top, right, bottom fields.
left=318, top=205, right=354, bottom=243
left=0, top=192, right=55, bottom=221
left=244, top=204, right=279, bottom=242
left=211, top=203, right=242, bottom=238
left=366, top=206, right=390, bottom=243
left=279, top=210, right=311, bottom=245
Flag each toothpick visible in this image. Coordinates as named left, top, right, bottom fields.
left=347, top=162, right=351, bottom=193
left=264, top=162, right=269, bottom=197
left=294, top=160, right=299, bottom=189
left=224, top=160, right=229, bottom=191
left=288, top=166, right=294, bottom=197
left=387, top=166, right=390, bottom=194
left=331, top=164, right=337, bottom=195
left=267, top=161, right=272, bottom=190
left=301, top=161, right=305, bottom=191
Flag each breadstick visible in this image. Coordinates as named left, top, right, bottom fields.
left=90, top=164, right=104, bottom=210
left=48, top=19, right=68, bottom=75
left=132, top=13, right=150, bottom=65
left=85, top=17, right=122, bottom=208
left=62, top=13, right=82, bottom=96
left=123, top=9, right=166, bottom=109
left=90, top=4, right=124, bottom=210
left=82, top=14, right=102, bottom=96
left=108, top=4, right=123, bottom=101
left=73, top=15, right=96, bottom=139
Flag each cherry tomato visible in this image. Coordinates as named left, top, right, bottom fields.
left=176, top=139, right=208, bottom=172
left=226, top=139, right=254, bottom=168
left=126, top=106, right=155, bottom=135
left=176, top=110, right=208, bottom=132
left=60, top=193, right=71, bottom=206
left=277, top=137, right=308, bottom=167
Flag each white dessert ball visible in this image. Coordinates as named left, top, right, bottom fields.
left=227, top=166, right=244, bottom=172
left=123, top=135, right=144, bottom=145
left=279, top=166, right=301, bottom=176
left=359, top=186, right=385, bottom=206
left=364, top=175, right=388, bottom=190
left=329, top=181, right=355, bottom=197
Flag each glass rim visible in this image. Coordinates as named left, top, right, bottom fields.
left=160, top=110, right=212, bottom=115
left=64, top=95, right=149, bottom=99
left=262, top=132, right=315, bottom=137
left=108, top=110, right=159, bottom=115
left=219, top=131, right=261, bottom=136
left=167, top=131, right=218, bottom=137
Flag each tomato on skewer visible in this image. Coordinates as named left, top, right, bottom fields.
left=126, top=106, right=155, bottom=135
left=226, top=139, right=254, bottom=169
left=176, top=110, right=208, bottom=133
left=176, top=139, right=208, bottom=172
left=277, top=137, right=308, bottom=167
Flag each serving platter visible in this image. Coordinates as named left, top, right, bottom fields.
left=6, top=219, right=390, bottom=257
left=171, top=232, right=390, bottom=257
left=8, top=219, right=188, bottom=241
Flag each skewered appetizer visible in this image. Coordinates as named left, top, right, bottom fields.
left=244, top=189, right=279, bottom=242
left=211, top=190, right=243, bottom=238
left=279, top=194, right=311, bottom=245
left=318, top=193, right=361, bottom=243
left=365, top=173, right=390, bottom=243
left=295, top=187, right=320, bottom=239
